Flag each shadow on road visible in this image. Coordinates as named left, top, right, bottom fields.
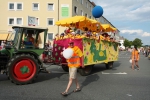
left=80, top=74, right=99, bottom=89
left=0, top=74, right=8, bottom=81
left=34, top=73, right=64, bottom=83
left=91, top=61, right=121, bottom=74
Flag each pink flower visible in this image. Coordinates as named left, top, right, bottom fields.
left=86, top=52, right=89, bottom=55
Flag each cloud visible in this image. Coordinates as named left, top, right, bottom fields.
left=121, top=29, right=150, bottom=37
left=142, top=32, right=150, bottom=37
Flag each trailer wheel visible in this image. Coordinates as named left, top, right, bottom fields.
left=62, top=65, right=69, bottom=72
left=7, top=54, right=39, bottom=85
left=78, top=65, right=93, bottom=76
left=106, top=62, right=114, bottom=69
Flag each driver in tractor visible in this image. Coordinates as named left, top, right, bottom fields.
left=23, top=31, right=38, bottom=48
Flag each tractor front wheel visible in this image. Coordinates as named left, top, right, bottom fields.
left=7, top=54, right=39, bottom=85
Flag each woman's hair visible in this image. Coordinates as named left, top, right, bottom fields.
left=134, top=45, right=138, bottom=51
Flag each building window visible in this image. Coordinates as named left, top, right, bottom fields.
left=81, top=10, right=83, bottom=16
left=89, top=16, right=91, bottom=19
left=81, top=0, right=83, bottom=4
left=48, top=3, right=54, bottom=11
left=32, top=3, right=39, bottom=10
left=47, top=33, right=53, bottom=40
left=8, top=2, right=23, bottom=10
left=47, top=18, right=54, bottom=25
left=86, top=2, right=88, bottom=8
left=8, top=18, right=15, bottom=25
left=16, top=18, right=22, bottom=25
left=85, top=13, right=88, bottom=17
left=74, top=6, right=78, bottom=14
left=17, top=3, right=22, bottom=10
left=9, top=3, right=15, bottom=10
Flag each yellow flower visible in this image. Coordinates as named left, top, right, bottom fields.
left=99, top=51, right=105, bottom=56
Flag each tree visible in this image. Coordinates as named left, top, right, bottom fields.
left=132, top=38, right=143, bottom=47
left=124, top=39, right=132, bottom=47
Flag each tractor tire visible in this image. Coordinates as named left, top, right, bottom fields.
left=62, top=65, right=69, bottom=72
left=78, top=65, right=93, bottom=76
left=105, top=61, right=114, bottom=69
left=7, top=54, right=40, bottom=85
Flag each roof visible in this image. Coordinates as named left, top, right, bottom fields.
left=12, top=26, right=48, bottom=30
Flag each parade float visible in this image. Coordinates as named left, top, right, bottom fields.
left=53, top=6, right=119, bottom=75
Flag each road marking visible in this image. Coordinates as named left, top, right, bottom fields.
left=102, top=72, right=127, bottom=74
left=127, top=94, right=132, bottom=96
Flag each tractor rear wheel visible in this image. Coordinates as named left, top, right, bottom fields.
left=105, top=61, right=114, bottom=69
left=7, top=54, right=39, bottom=85
left=78, top=65, right=93, bottom=76
left=62, top=65, right=69, bottom=72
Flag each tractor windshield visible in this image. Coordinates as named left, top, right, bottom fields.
left=8, top=28, right=20, bottom=47
left=7, top=29, right=17, bottom=41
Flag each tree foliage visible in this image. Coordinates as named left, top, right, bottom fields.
left=123, top=38, right=143, bottom=48
left=124, top=39, right=132, bottom=47
left=132, top=38, right=143, bottom=47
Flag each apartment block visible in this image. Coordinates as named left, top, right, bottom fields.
left=0, top=0, right=119, bottom=42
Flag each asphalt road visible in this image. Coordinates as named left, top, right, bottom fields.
left=0, top=51, right=150, bottom=100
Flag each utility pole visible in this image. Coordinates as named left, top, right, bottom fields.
left=58, top=0, right=59, bottom=35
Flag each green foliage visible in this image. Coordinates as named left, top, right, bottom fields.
left=124, top=38, right=143, bottom=48
left=124, top=39, right=132, bottom=47
left=132, top=38, right=143, bottom=47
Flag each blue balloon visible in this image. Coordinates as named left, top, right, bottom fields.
left=92, top=6, right=103, bottom=18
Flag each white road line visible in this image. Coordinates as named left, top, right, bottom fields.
left=127, top=94, right=132, bottom=96
left=102, top=72, right=127, bottom=74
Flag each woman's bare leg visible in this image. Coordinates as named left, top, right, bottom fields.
left=132, top=60, right=135, bottom=70
left=135, top=61, right=139, bottom=69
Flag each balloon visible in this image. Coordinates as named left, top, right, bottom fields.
left=129, top=59, right=132, bottom=63
left=63, top=48, right=73, bottom=59
left=92, top=6, right=103, bottom=18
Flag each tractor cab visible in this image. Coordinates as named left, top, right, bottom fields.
left=4, top=26, right=48, bottom=57
left=8, top=26, right=47, bottom=49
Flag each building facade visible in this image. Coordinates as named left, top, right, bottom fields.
left=119, top=36, right=125, bottom=50
left=0, top=0, right=119, bottom=42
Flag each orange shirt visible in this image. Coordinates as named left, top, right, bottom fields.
left=67, top=46, right=83, bottom=68
left=131, top=50, right=139, bottom=60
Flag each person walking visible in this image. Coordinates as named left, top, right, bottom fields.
left=61, top=41, right=83, bottom=96
left=130, top=45, right=140, bottom=70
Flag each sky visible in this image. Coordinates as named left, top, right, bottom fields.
left=90, top=0, right=150, bottom=45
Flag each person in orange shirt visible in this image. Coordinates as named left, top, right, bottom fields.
left=130, top=46, right=140, bottom=70
left=61, top=41, right=83, bottom=96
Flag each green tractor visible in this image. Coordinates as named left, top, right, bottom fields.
left=0, top=26, right=48, bottom=85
